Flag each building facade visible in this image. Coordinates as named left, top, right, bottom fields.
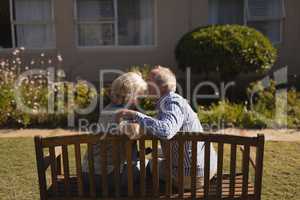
left=0, top=0, right=299, bottom=82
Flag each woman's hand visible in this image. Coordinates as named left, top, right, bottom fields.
left=119, top=122, right=143, bottom=139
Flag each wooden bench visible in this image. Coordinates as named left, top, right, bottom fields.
left=34, top=133, right=265, bottom=200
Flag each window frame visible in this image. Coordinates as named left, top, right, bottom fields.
left=73, top=0, right=158, bottom=49
left=209, top=0, right=286, bottom=45
left=0, top=0, right=56, bottom=50
left=244, top=0, right=286, bottom=44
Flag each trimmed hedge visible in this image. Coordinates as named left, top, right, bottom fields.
left=175, top=25, right=277, bottom=80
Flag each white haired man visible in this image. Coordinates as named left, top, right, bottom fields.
left=117, top=66, right=218, bottom=189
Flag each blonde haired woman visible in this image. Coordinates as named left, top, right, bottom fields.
left=82, top=72, right=147, bottom=196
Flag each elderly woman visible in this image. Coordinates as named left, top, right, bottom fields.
left=82, top=72, right=147, bottom=196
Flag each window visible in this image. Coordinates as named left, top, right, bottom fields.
left=209, top=0, right=285, bottom=43
left=0, top=0, right=55, bottom=49
left=0, top=1, right=13, bottom=48
left=75, top=0, right=155, bottom=47
left=246, top=0, right=285, bottom=43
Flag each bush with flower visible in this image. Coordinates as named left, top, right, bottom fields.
left=0, top=48, right=98, bottom=128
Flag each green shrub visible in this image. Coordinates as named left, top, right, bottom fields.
left=175, top=25, right=277, bottom=80
left=0, top=66, right=67, bottom=127
left=287, top=88, right=300, bottom=127
left=247, top=80, right=300, bottom=128
left=0, top=49, right=98, bottom=128
left=198, top=101, right=243, bottom=126
left=0, top=57, right=48, bottom=127
left=199, top=80, right=300, bottom=129
left=198, top=100, right=267, bottom=129
left=74, top=81, right=98, bottom=109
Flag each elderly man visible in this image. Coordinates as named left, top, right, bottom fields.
left=117, top=66, right=217, bottom=189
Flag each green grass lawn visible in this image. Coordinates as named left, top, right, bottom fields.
left=0, top=138, right=299, bottom=200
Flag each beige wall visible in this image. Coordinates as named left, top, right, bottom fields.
left=54, top=0, right=196, bottom=81
left=275, top=0, right=300, bottom=75
left=0, top=0, right=299, bottom=82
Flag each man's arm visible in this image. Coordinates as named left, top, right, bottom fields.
left=117, top=101, right=184, bottom=140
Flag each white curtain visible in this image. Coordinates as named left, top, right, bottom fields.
left=77, top=0, right=154, bottom=46
left=117, top=0, right=139, bottom=45
left=77, top=0, right=114, bottom=20
left=14, top=0, right=54, bottom=48
left=139, top=0, right=154, bottom=45
left=77, top=0, right=114, bottom=46
left=78, top=23, right=114, bottom=46
left=117, top=0, right=154, bottom=45
left=209, top=0, right=244, bottom=25
left=16, top=25, right=54, bottom=48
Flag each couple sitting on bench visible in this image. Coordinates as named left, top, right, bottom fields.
left=81, top=66, right=218, bottom=195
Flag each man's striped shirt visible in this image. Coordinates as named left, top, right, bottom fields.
left=135, top=92, right=218, bottom=177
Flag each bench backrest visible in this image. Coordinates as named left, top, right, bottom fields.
left=34, top=133, right=265, bottom=200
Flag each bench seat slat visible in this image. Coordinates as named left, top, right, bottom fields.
left=217, top=143, right=224, bottom=199
left=139, top=139, right=146, bottom=197
left=165, top=142, right=172, bottom=197
left=126, top=141, right=133, bottom=197
left=87, top=144, right=96, bottom=197
left=152, top=139, right=159, bottom=197
left=62, top=145, right=70, bottom=197
left=100, top=142, right=108, bottom=197
left=112, top=140, right=121, bottom=197
left=178, top=140, right=184, bottom=198
left=230, top=144, right=237, bottom=197
left=49, top=146, right=58, bottom=196
left=242, top=145, right=250, bottom=198
left=191, top=140, right=197, bottom=199
left=74, top=144, right=83, bottom=197
left=204, top=141, right=211, bottom=199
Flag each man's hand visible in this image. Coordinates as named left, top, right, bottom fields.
left=116, top=109, right=138, bottom=122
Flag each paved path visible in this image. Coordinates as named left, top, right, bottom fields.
left=0, top=128, right=299, bottom=142
left=0, top=129, right=80, bottom=138
left=216, top=128, right=300, bottom=142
